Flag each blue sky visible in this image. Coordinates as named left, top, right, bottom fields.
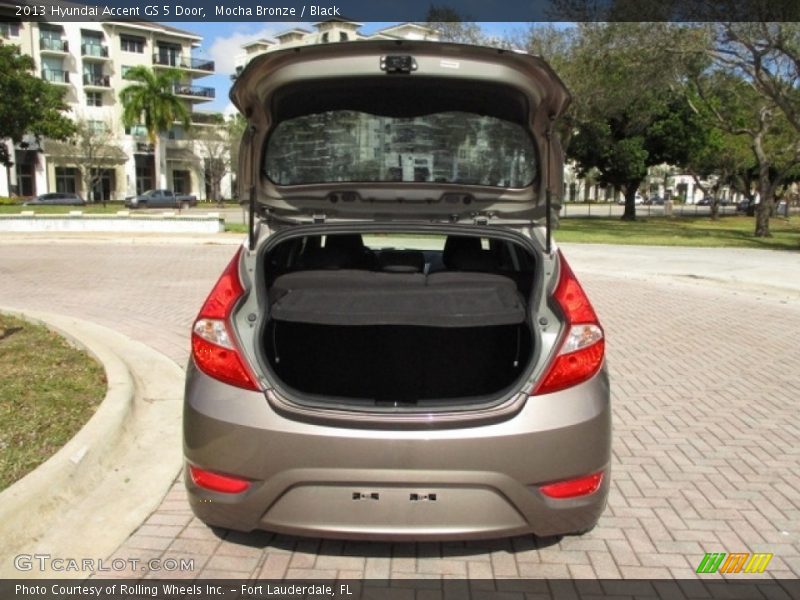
left=170, top=22, right=527, bottom=113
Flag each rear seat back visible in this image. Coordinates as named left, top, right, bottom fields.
left=376, top=249, right=426, bottom=273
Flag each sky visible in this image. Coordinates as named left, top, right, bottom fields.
left=170, top=22, right=527, bottom=114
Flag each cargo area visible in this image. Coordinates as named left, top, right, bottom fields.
left=260, top=233, right=537, bottom=406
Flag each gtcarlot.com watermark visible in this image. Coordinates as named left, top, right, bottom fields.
left=14, top=553, right=195, bottom=573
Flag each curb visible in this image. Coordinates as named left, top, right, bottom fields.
left=0, top=308, right=185, bottom=578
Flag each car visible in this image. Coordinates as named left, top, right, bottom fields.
left=23, top=192, right=86, bottom=206
left=616, top=194, right=644, bottom=205
left=645, top=195, right=664, bottom=206
left=697, top=196, right=712, bottom=206
left=124, top=189, right=197, bottom=209
left=183, top=41, right=611, bottom=541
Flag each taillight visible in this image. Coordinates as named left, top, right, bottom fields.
left=189, top=465, right=250, bottom=494
left=191, top=247, right=260, bottom=391
left=539, top=471, right=604, bottom=499
left=534, top=251, right=604, bottom=395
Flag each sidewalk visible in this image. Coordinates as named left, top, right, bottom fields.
left=560, top=243, right=800, bottom=299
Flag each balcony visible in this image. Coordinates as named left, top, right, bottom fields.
left=190, top=112, right=224, bottom=126
left=83, top=74, right=110, bottom=88
left=40, top=38, right=68, bottom=53
left=41, top=69, right=69, bottom=84
left=153, top=53, right=214, bottom=73
left=81, top=44, right=109, bottom=59
left=173, top=84, right=215, bottom=102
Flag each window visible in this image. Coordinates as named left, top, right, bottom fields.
left=86, top=92, right=103, bottom=106
left=120, top=35, right=144, bottom=53
left=121, top=65, right=133, bottom=79
left=88, top=120, right=106, bottom=134
left=265, top=111, right=537, bottom=187
left=340, top=32, right=348, bottom=41
left=125, top=124, right=147, bottom=137
left=1, top=22, right=20, bottom=38
left=321, top=32, right=329, bottom=43
left=172, top=170, right=190, bottom=194
left=55, top=167, right=78, bottom=194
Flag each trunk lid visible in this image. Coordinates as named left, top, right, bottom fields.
left=230, top=40, right=570, bottom=225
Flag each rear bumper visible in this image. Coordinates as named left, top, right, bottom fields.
left=183, top=362, right=611, bottom=540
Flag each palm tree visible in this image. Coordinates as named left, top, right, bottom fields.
left=119, top=66, right=190, bottom=189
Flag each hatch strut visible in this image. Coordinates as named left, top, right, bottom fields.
left=247, top=124, right=257, bottom=251
left=544, top=116, right=555, bottom=254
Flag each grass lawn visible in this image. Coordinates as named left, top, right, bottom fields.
left=226, top=215, right=799, bottom=250
left=0, top=314, right=106, bottom=491
left=556, top=215, right=800, bottom=250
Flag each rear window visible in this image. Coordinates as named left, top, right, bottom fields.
left=264, top=111, right=536, bottom=188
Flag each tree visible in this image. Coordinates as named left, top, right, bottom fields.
left=0, top=42, right=75, bottom=191
left=425, top=6, right=488, bottom=45
left=687, top=43, right=800, bottom=236
left=537, top=23, right=698, bottom=219
left=193, top=115, right=245, bottom=204
left=68, top=119, right=123, bottom=206
left=119, top=66, right=189, bottom=190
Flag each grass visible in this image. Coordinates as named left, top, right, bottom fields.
left=227, top=215, right=799, bottom=249
left=0, top=314, right=106, bottom=491
left=556, top=215, right=800, bottom=250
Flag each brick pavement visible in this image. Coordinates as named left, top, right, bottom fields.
left=1, top=242, right=798, bottom=581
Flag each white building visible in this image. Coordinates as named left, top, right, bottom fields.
left=1, top=19, right=229, bottom=201
left=234, top=20, right=440, bottom=76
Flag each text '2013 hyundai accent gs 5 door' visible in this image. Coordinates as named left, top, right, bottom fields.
left=183, top=40, right=610, bottom=540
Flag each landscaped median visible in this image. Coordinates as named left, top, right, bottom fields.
left=0, top=314, right=105, bottom=491
left=0, top=308, right=184, bottom=579
left=0, top=210, right=224, bottom=234
left=557, top=215, right=800, bottom=250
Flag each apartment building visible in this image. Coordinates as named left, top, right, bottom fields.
left=234, top=20, right=440, bottom=75
left=1, top=19, right=224, bottom=201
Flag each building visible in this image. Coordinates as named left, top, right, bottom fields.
left=234, top=20, right=440, bottom=76
left=1, top=19, right=228, bottom=201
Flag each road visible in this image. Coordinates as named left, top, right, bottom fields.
left=0, top=240, right=798, bottom=582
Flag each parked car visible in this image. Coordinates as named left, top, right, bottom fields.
left=183, top=41, right=611, bottom=541
left=124, top=189, right=197, bottom=209
left=23, top=192, right=86, bottom=206
left=644, top=195, right=664, bottom=205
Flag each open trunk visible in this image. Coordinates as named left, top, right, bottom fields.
left=259, top=235, right=537, bottom=407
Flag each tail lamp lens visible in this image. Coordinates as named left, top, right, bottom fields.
left=534, top=251, right=605, bottom=395
left=191, top=247, right=260, bottom=391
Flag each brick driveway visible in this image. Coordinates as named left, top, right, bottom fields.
left=1, top=241, right=798, bottom=581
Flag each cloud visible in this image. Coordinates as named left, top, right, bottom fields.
left=207, top=24, right=304, bottom=76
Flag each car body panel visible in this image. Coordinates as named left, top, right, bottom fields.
left=184, top=363, right=611, bottom=539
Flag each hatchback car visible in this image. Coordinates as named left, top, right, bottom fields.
left=184, top=41, right=611, bottom=540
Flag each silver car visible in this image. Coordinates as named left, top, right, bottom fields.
left=183, top=40, right=610, bottom=540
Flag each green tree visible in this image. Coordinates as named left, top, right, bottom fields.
left=69, top=119, right=123, bottom=207
left=119, top=66, right=189, bottom=190
left=425, top=6, right=487, bottom=45
left=0, top=42, right=75, bottom=190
